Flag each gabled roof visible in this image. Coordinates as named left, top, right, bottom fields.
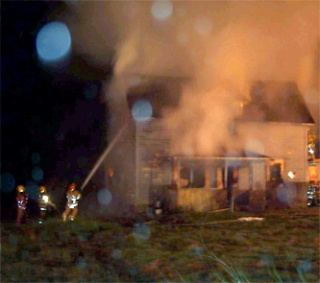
left=126, top=75, right=189, bottom=118
left=239, top=81, right=315, bottom=124
left=127, top=77, right=315, bottom=124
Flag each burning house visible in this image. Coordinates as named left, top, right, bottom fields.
left=103, top=76, right=315, bottom=213
left=59, top=1, right=319, bottom=214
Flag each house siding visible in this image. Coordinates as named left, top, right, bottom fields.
left=236, top=122, right=309, bottom=183
left=135, top=119, right=171, bottom=206
left=238, top=167, right=250, bottom=190
left=107, top=118, right=310, bottom=212
left=105, top=118, right=137, bottom=210
left=167, top=188, right=228, bottom=212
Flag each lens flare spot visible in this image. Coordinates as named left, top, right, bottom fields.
left=128, top=76, right=143, bottom=88
left=97, top=189, right=112, bottom=206
left=0, top=172, right=16, bottom=193
left=128, top=265, right=138, bottom=277
left=36, top=21, right=71, bottom=62
left=31, top=152, right=41, bottom=164
left=189, top=244, right=203, bottom=255
left=73, top=174, right=81, bottom=183
left=177, top=32, right=189, bottom=45
left=131, top=99, right=153, bottom=122
left=32, top=166, right=44, bottom=182
left=259, top=255, right=272, bottom=267
left=75, top=258, right=86, bottom=269
left=111, top=249, right=122, bottom=260
left=84, top=83, right=99, bottom=100
left=123, top=2, right=137, bottom=19
left=297, top=259, right=311, bottom=273
left=89, top=204, right=95, bottom=211
left=78, top=233, right=88, bottom=242
left=77, top=157, right=88, bottom=168
left=56, top=132, right=65, bottom=142
left=133, top=223, right=151, bottom=241
left=146, top=207, right=155, bottom=219
left=8, top=235, right=18, bottom=246
left=151, top=0, right=173, bottom=20
left=194, top=17, right=213, bottom=36
left=25, top=182, right=39, bottom=199
left=276, top=182, right=296, bottom=204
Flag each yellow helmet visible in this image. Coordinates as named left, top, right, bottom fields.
left=39, top=186, right=46, bottom=193
left=17, top=185, right=25, bottom=193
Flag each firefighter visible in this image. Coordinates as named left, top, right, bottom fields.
left=16, top=185, right=28, bottom=225
left=38, top=186, right=56, bottom=224
left=62, top=183, right=81, bottom=222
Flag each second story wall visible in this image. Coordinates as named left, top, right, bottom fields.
left=236, top=122, right=309, bottom=182
left=135, top=118, right=172, bottom=205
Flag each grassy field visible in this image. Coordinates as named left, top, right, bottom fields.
left=1, top=207, right=319, bottom=282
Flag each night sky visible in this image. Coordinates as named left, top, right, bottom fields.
left=1, top=1, right=112, bottom=213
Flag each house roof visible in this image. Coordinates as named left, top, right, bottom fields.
left=126, top=75, right=189, bottom=118
left=127, top=77, right=315, bottom=124
left=238, top=81, right=315, bottom=124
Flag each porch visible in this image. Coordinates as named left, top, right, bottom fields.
left=165, top=155, right=270, bottom=212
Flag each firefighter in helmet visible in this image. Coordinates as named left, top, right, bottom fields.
left=16, top=185, right=29, bottom=225
left=62, top=183, right=81, bottom=222
left=38, top=185, right=56, bottom=224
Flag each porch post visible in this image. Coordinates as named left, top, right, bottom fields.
left=173, top=157, right=180, bottom=189
left=216, top=168, right=223, bottom=188
left=211, top=167, right=217, bottom=188
left=204, top=164, right=211, bottom=188
left=224, top=161, right=228, bottom=189
left=177, top=159, right=181, bottom=189
left=190, top=168, right=194, bottom=187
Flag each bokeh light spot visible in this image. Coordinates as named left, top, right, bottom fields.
left=146, top=207, right=155, bottom=219
left=151, top=0, right=173, bottom=20
left=78, top=233, right=89, bottom=242
left=97, top=189, right=112, bottom=206
left=194, top=17, right=213, bottom=36
left=276, top=182, right=296, bottom=204
left=8, top=235, right=18, bottom=246
left=55, top=132, right=65, bottom=142
left=297, top=259, right=311, bottom=273
left=31, top=152, right=41, bottom=164
left=25, top=182, right=39, bottom=200
left=32, top=166, right=44, bottom=182
left=77, top=156, right=88, bottom=168
left=131, top=99, right=153, bottom=122
left=75, top=258, right=86, bottom=269
left=259, top=255, right=272, bottom=267
left=84, top=83, right=99, bottom=100
left=36, top=21, right=71, bottom=62
left=0, top=172, right=16, bottom=193
left=189, top=244, right=203, bottom=255
left=123, top=2, right=137, bottom=19
left=128, top=76, right=143, bottom=88
left=133, top=223, right=151, bottom=241
left=111, top=249, right=122, bottom=260
left=177, top=32, right=189, bottom=45
left=128, top=265, right=138, bottom=277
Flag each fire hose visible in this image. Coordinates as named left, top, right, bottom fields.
left=80, top=123, right=127, bottom=191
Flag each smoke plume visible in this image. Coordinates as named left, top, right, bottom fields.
left=63, top=1, right=319, bottom=156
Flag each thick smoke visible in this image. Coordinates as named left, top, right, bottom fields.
left=63, top=1, right=319, bottom=156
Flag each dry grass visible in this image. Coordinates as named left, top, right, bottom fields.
left=1, top=207, right=319, bottom=282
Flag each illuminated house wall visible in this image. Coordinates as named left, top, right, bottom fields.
left=236, top=122, right=309, bottom=183
left=105, top=78, right=315, bottom=211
